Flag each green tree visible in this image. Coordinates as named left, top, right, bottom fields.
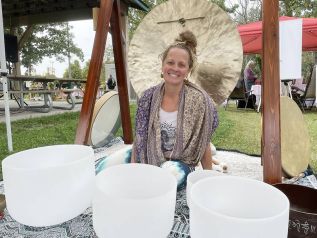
left=63, top=60, right=83, bottom=79
left=280, top=0, right=316, bottom=17
left=18, top=22, right=84, bottom=75
left=105, top=45, right=114, bottom=63
left=82, top=60, right=106, bottom=88
left=227, top=0, right=262, bottom=24
left=128, top=0, right=167, bottom=39
left=82, top=61, right=90, bottom=79
left=208, top=0, right=239, bottom=14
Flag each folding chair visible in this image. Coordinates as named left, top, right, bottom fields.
left=292, top=65, right=316, bottom=112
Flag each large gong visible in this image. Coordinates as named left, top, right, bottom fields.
left=128, top=0, right=243, bottom=105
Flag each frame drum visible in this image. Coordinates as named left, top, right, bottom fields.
left=88, top=91, right=121, bottom=147
left=281, top=96, right=311, bottom=177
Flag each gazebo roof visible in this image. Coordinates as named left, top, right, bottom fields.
left=2, top=0, right=149, bottom=27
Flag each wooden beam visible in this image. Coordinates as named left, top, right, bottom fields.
left=4, top=9, right=93, bottom=27
left=111, top=0, right=133, bottom=144
left=75, top=0, right=114, bottom=144
left=262, top=1, right=282, bottom=184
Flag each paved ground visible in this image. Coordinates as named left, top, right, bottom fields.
left=0, top=98, right=82, bottom=123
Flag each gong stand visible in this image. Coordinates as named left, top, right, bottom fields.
left=76, top=0, right=282, bottom=184
left=262, top=1, right=282, bottom=184
left=75, top=0, right=133, bottom=145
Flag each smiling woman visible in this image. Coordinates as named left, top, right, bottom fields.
left=130, top=30, right=219, bottom=190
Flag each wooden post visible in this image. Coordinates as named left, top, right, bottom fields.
left=75, top=0, right=114, bottom=144
left=262, top=0, right=282, bottom=184
left=111, top=0, right=133, bottom=144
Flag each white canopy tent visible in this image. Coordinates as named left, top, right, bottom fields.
left=0, top=0, right=13, bottom=152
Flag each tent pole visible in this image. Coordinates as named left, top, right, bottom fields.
left=0, top=0, right=13, bottom=152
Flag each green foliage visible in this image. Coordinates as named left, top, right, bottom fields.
left=82, top=61, right=89, bottom=79
left=82, top=60, right=106, bottom=87
left=128, top=0, right=167, bottom=39
left=63, top=60, right=83, bottom=79
left=208, top=0, right=239, bottom=14
left=105, top=45, right=114, bottom=63
left=280, top=0, right=317, bottom=17
left=302, top=52, right=316, bottom=79
left=230, top=0, right=262, bottom=24
left=19, top=23, right=84, bottom=74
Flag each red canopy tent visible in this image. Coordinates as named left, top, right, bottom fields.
left=238, top=16, right=317, bottom=54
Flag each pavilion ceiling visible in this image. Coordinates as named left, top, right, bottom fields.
left=2, top=0, right=148, bottom=27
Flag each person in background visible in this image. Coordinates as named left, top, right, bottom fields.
left=244, top=60, right=257, bottom=91
left=131, top=30, right=218, bottom=189
left=106, top=74, right=116, bottom=91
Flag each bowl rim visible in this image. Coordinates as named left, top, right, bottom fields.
left=2, top=144, right=94, bottom=171
left=95, top=163, right=177, bottom=201
left=187, top=169, right=224, bottom=186
left=190, top=176, right=290, bottom=221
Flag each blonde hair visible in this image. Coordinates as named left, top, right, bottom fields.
left=161, top=30, right=197, bottom=70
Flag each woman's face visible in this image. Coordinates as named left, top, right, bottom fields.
left=162, top=47, right=190, bottom=86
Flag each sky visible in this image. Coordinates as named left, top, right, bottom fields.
left=32, top=20, right=111, bottom=78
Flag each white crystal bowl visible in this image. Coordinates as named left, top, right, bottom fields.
left=190, top=176, right=290, bottom=238
left=93, top=163, right=177, bottom=238
left=186, top=170, right=223, bottom=207
left=2, top=145, right=95, bottom=227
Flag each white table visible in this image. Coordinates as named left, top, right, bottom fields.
left=251, top=85, right=261, bottom=112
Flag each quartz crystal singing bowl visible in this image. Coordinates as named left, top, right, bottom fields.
left=190, top=176, right=290, bottom=238
left=186, top=169, right=223, bottom=207
left=93, top=163, right=177, bottom=238
left=128, top=0, right=243, bottom=105
left=2, top=145, right=95, bottom=227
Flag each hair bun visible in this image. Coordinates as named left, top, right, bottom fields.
left=175, top=30, right=197, bottom=54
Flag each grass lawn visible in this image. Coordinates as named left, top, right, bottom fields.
left=0, top=104, right=316, bottom=179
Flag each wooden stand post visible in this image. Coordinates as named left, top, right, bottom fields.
left=262, top=1, right=282, bottom=184
left=111, top=0, right=133, bottom=144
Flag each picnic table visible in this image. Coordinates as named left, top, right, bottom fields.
left=2, top=75, right=86, bottom=112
